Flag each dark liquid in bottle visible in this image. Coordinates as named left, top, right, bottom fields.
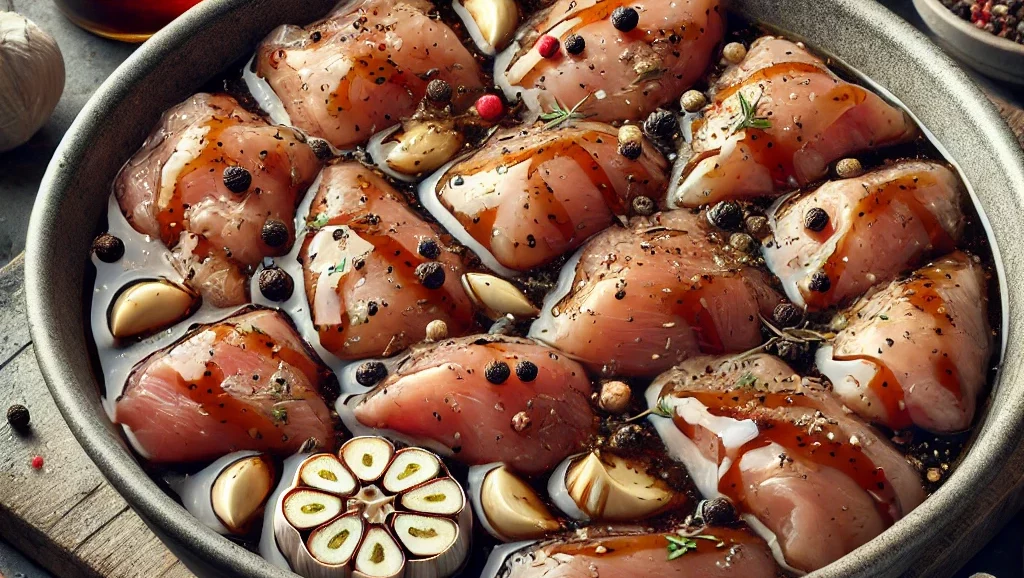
left=53, top=0, right=205, bottom=42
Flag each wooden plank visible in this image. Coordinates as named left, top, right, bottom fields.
left=0, top=256, right=193, bottom=578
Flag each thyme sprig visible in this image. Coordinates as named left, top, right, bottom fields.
left=731, top=90, right=772, bottom=135
left=759, top=314, right=834, bottom=344
left=540, top=93, right=594, bottom=130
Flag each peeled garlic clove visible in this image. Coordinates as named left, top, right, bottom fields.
left=307, top=513, right=364, bottom=566
left=354, top=525, right=406, bottom=578
left=299, top=454, right=358, bottom=496
left=385, top=121, right=464, bottom=177
left=382, top=448, right=442, bottom=494
left=211, top=454, right=276, bottom=534
left=341, top=436, right=395, bottom=482
left=462, top=272, right=539, bottom=320
left=551, top=452, right=680, bottom=522
left=453, top=0, right=519, bottom=55
left=0, top=13, right=65, bottom=153
left=470, top=464, right=560, bottom=541
left=281, top=488, right=344, bottom=530
left=402, top=477, right=465, bottom=516
left=109, top=279, right=199, bottom=338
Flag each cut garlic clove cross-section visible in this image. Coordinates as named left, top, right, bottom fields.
left=342, top=436, right=395, bottom=482
left=401, top=478, right=465, bottom=516
left=307, top=513, right=364, bottom=566
left=299, top=454, right=358, bottom=496
left=392, top=514, right=459, bottom=558
left=355, top=526, right=406, bottom=578
left=281, top=489, right=344, bottom=530
left=383, top=448, right=441, bottom=494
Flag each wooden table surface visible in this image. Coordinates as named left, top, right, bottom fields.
left=0, top=7, right=1022, bottom=578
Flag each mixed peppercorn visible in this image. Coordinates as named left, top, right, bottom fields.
left=941, top=0, right=1024, bottom=43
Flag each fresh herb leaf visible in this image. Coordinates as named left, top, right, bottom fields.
left=879, top=314, right=889, bottom=320
left=656, top=397, right=674, bottom=418
left=736, top=372, right=757, bottom=388
left=271, top=407, right=288, bottom=423
left=309, top=213, right=330, bottom=231
left=731, top=90, right=772, bottom=135
left=666, top=535, right=699, bottom=560
left=540, top=93, right=594, bottom=130
left=330, top=257, right=347, bottom=274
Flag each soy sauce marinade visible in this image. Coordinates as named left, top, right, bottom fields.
left=87, top=1, right=1002, bottom=576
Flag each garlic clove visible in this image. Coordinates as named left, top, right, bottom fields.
left=281, top=488, right=344, bottom=530
left=558, top=452, right=680, bottom=522
left=299, top=454, right=358, bottom=497
left=108, top=279, right=199, bottom=338
left=211, top=454, right=276, bottom=535
left=462, top=273, right=539, bottom=320
left=392, top=513, right=459, bottom=558
left=341, top=436, right=395, bottom=482
left=473, top=464, right=560, bottom=541
left=0, top=13, right=65, bottom=153
left=307, top=513, right=365, bottom=566
left=385, top=121, right=464, bottom=177
left=454, top=0, right=519, bottom=55
left=382, top=448, right=442, bottom=494
left=354, top=525, right=406, bottom=578
left=401, top=478, right=465, bottom=516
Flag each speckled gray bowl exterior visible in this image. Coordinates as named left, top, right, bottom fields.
left=913, top=0, right=1024, bottom=85
left=24, top=0, right=1024, bottom=576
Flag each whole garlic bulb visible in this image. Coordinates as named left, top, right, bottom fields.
left=0, top=12, right=65, bottom=152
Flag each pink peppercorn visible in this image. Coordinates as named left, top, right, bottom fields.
left=536, top=35, right=560, bottom=58
left=475, top=94, right=504, bottom=121
left=31, top=455, right=43, bottom=470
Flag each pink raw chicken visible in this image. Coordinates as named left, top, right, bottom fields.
left=669, top=37, right=917, bottom=207
left=648, top=354, right=925, bottom=573
left=487, top=525, right=780, bottom=577
left=352, top=335, right=596, bottom=475
left=817, top=252, right=993, bottom=433
left=424, top=122, right=669, bottom=273
left=763, top=160, right=964, bottom=310
left=529, top=209, right=781, bottom=378
left=300, top=162, right=478, bottom=360
left=254, top=0, right=486, bottom=149
left=114, top=93, right=322, bottom=307
left=116, top=309, right=335, bottom=463
left=497, top=0, right=723, bottom=122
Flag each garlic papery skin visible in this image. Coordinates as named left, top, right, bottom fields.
left=0, top=12, right=64, bottom=152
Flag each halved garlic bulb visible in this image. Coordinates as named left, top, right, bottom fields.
left=549, top=452, right=681, bottom=522
left=462, top=273, right=539, bottom=320
left=469, top=464, right=560, bottom=542
left=108, top=279, right=199, bottom=338
left=274, top=436, right=470, bottom=578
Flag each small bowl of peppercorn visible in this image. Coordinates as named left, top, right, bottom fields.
left=914, top=0, right=1024, bottom=84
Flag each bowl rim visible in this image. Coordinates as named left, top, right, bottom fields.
left=915, top=0, right=1024, bottom=56
left=24, top=0, right=1024, bottom=576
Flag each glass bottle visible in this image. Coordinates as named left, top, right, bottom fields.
left=52, top=0, right=205, bottom=43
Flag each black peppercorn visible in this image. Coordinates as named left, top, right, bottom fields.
left=809, top=270, right=831, bottom=292
left=611, top=6, right=640, bottom=31
left=417, top=238, right=441, bottom=259
left=415, top=261, right=446, bottom=290
left=356, top=361, right=388, bottom=387
left=772, top=302, right=803, bottom=328
left=485, top=360, right=511, bottom=384
left=699, top=497, right=738, bottom=526
left=564, top=33, right=586, bottom=54
left=261, top=219, right=289, bottom=248
left=618, top=140, right=643, bottom=160
left=259, top=267, right=294, bottom=302
left=6, top=404, right=30, bottom=432
left=320, top=375, right=341, bottom=403
left=92, top=233, right=125, bottom=263
left=803, top=207, right=830, bottom=232
left=309, top=138, right=333, bottom=161
left=223, top=166, right=252, bottom=193
left=367, top=301, right=379, bottom=316
left=632, top=195, right=656, bottom=216
left=707, top=201, right=743, bottom=230
left=515, top=360, right=538, bottom=382
left=643, top=110, right=677, bottom=138
left=609, top=424, right=646, bottom=452
left=426, top=79, right=453, bottom=105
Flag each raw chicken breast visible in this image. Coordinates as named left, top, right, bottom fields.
left=300, top=162, right=477, bottom=360
left=253, top=0, right=485, bottom=149
left=421, top=122, right=669, bottom=274
left=647, top=353, right=925, bottom=573
left=116, top=309, right=334, bottom=463
left=529, top=210, right=781, bottom=378
left=817, top=252, right=992, bottom=432
left=763, top=161, right=964, bottom=310
left=496, top=0, right=723, bottom=122
left=115, top=93, right=322, bottom=307
left=484, top=525, right=780, bottom=578
left=669, top=37, right=916, bottom=207
left=351, top=335, right=596, bottom=475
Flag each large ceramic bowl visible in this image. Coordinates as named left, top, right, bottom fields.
left=24, top=0, right=1024, bottom=576
left=914, top=0, right=1024, bottom=85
